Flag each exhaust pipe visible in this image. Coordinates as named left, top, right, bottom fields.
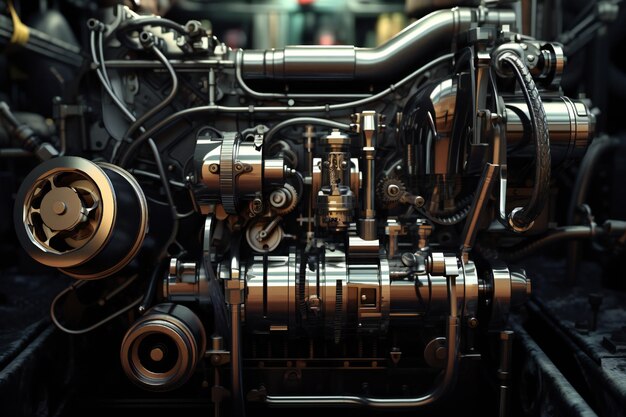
left=241, top=7, right=516, bottom=81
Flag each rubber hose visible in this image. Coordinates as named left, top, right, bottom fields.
left=499, top=52, right=551, bottom=231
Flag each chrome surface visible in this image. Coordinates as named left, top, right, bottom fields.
left=120, top=303, right=207, bottom=391
left=11, top=3, right=597, bottom=412
left=242, top=8, right=515, bottom=81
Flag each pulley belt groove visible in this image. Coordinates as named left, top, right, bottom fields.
left=220, top=132, right=239, bottom=214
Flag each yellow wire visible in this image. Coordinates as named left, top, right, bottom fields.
left=8, top=0, right=29, bottom=46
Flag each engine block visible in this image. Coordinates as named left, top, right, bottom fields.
left=5, top=3, right=600, bottom=414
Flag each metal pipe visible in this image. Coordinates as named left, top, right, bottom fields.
left=242, top=7, right=515, bottom=81
left=228, top=239, right=246, bottom=416
left=231, top=304, right=244, bottom=415
left=265, top=276, right=460, bottom=408
left=461, top=163, right=499, bottom=260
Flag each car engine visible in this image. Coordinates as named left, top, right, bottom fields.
left=1, top=1, right=625, bottom=416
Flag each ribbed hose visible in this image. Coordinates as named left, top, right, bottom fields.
left=419, top=193, right=475, bottom=226
left=499, top=52, right=551, bottom=231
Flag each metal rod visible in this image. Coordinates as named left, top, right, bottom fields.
left=461, top=163, right=499, bottom=260
left=498, top=330, right=514, bottom=417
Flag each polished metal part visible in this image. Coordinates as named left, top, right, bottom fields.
left=163, top=258, right=210, bottom=305
left=487, top=262, right=531, bottom=329
left=120, top=303, right=207, bottom=391
left=353, top=111, right=380, bottom=240
left=316, top=130, right=356, bottom=231
left=241, top=7, right=516, bottom=81
left=14, top=156, right=147, bottom=279
left=506, top=97, right=594, bottom=162
left=244, top=246, right=392, bottom=340
left=48, top=4, right=584, bottom=410
left=195, top=131, right=285, bottom=214
left=264, top=269, right=461, bottom=408
left=461, top=163, right=499, bottom=260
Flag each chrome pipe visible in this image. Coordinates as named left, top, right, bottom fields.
left=241, top=8, right=515, bottom=81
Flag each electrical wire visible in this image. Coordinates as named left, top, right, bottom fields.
left=117, top=54, right=454, bottom=167
left=50, top=279, right=143, bottom=335
left=89, top=25, right=189, bottom=221
left=264, top=117, right=351, bottom=143
left=122, top=44, right=179, bottom=145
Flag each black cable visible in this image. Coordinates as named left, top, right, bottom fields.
left=90, top=24, right=190, bottom=222
left=118, top=112, right=350, bottom=168
left=139, top=260, right=166, bottom=313
left=418, top=194, right=474, bottom=226
left=499, top=52, right=551, bottom=231
left=566, top=136, right=622, bottom=279
left=567, top=135, right=621, bottom=225
left=122, top=44, right=179, bottom=147
left=500, top=225, right=599, bottom=262
left=116, top=54, right=453, bottom=168
left=264, top=117, right=351, bottom=144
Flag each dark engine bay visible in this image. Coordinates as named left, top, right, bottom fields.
left=1, top=0, right=626, bottom=416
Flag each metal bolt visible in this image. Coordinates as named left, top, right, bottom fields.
left=52, top=201, right=66, bottom=215
left=414, top=195, right=425, bottom=207
left=251, top=198, right=263, bottom=214
left=208, top=163, right=219, bottom=174
left=270, top=190, right=287, bottom=207
left=150, top=347, right=165, bottom=362
left=401, top=252, right=417, bottom=267
left=468, top=317, right=479, bottom=329
left=527, top=54, right=536, bottom=62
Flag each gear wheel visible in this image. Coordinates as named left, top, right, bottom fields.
left=269, top=183, right=299, bottom=215
left=378, top=177, right=407, bottom=203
